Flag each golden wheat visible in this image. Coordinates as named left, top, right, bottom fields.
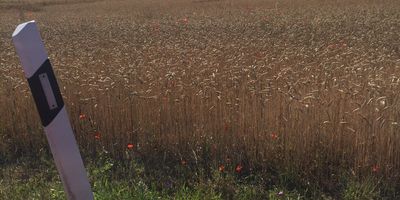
left=1, top=0, right=400, bottom=186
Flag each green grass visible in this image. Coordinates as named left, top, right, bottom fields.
left=0, top=152, right=397, bottom=200
left=343, top=178, right=380, bottom=200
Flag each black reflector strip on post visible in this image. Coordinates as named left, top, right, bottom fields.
left=27, top=59, right=64, bottom=126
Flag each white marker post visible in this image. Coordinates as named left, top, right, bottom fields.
left=12, top=21, right=94, bottom=200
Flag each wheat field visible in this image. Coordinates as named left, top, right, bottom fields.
left=1, top=0, right=400, bottom=198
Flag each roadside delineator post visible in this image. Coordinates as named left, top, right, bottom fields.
left=12, top=21, right=94, bottom=200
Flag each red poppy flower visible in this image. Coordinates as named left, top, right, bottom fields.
left=224, top=122, right=229, bottom=131
left=26, top=12, right=33, bottom=18
left=372, top=164, right=380, bottom=173
left=271, top=132, right=278, bottom=140
left=218, top=164, right=225, bottom=172
left=235, top=164, right=243, bottom=173
left=127, top=143, right=134, bottom=149
left=79, top=114, right=86, bottom=120
left=181, top=160, right=187, bottom=166
left=94, top=132, right=101, bottom=140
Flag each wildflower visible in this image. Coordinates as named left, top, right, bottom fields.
left=79, top=114, right=86, bottom=120
left=219, top=164, right=225, bottom=172
left=181, top=160, right=187, bottom=166
left=235, top=164, right=243, bottom=173
left=94, top=132, right=101, bottom=140
left=26, top=12, right=33, bottom=18
left=127, top=143, right=134, bottom=149
left=271, top=132, right=278, bottom=140
left=327, top=44, right=335, bottom=49
left=278, top=191, right=284, bottom=196
left=224, top=122, right=229, bottom=131
left=372, top=164, right=380, bottom=173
